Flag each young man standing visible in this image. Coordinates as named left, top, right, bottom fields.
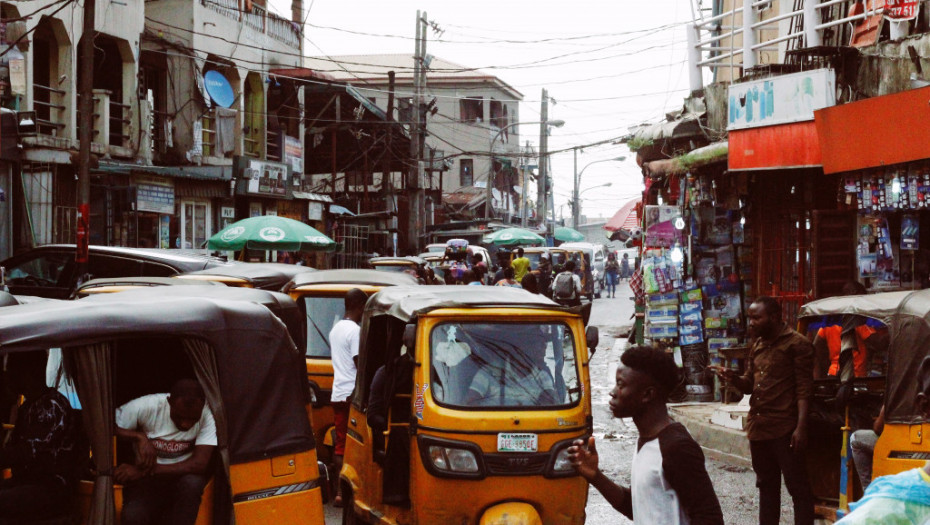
left=568, top=346, right=723, bottom=524
left=551, top=260, right=582, bottom=307
left=511, top=247, right=531, bottom=283
left=711, top=296, right=815, bottom=525
left=329, top=288, right=367, bottom=506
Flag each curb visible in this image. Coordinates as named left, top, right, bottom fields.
left=669, top=404, right=753, bottom=469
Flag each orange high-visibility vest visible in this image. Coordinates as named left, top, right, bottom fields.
left=817, top=324, right=875, bottom=377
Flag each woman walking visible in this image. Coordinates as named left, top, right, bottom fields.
left=605, top=252, right=621, bottom=298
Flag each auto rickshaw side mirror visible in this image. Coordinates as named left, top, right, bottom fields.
left=403, top=323, right=417, bottom=350
left=586, top=326, right=599, bottom=358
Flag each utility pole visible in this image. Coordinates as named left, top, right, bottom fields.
left=572, top=147, right=579, bottom=228
left=382, top=70, right=395, bottom=204
left=76, top=0, right=95, bottom=274
left=535, top=88, right=549, bottom=230
left=407, top=11, right=425, bottom=254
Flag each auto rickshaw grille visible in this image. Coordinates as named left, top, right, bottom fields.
left=888, top=451, right=930, bottom=460
left=483, top=453, right=549, bottom=476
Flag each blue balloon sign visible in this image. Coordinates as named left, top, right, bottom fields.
left=204, top=70, right=235, bottom=108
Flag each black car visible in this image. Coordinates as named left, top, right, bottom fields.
left=0, top=245, right=233, bottom=299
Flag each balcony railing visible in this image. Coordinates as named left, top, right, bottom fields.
left=688, top=0, right=882, bottom=87
left=200, top=0, right=300, bottom=48
left=33, top=84, right=67, bottom=137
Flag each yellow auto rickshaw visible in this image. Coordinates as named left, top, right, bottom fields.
left=282, top=269, right=419, bottom=459
left=0, top=287, right=326, bottom=524
left=340, top=286, right=597, bottom=524
left=71, top=275, right=224, bottom=298
left=797, top=291, right=905, bottom=520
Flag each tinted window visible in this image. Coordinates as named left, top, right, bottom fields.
left=88, top=255, right=142, bottom=279
left=5, top=252, right=71, bottom=287
left=302, top=296, right=345, bottom=358
left=142, top=262, right=178, bottom=277
left=430, top=322, right=580, bottom=409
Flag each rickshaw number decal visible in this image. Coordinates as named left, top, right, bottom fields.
left=497, top=433, right=538, bottom=453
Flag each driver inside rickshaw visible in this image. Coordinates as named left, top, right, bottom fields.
left=465, top=336, right=558, bottom=407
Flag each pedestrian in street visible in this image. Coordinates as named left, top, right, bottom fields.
left=711, top=296, right=815, bottom=525
left=621, top=252, right=632, bottom=281
left=521, top=272, right=541, bottom=294
left=605, top=252, right=620, bottom=298
left=833, top=356, right=930, bottom=523
left=329, top=288, right=367, bottom=507
left=537, top=252, right=553, bottom=298
left=463, top=269, right=482, bottom=286
left=512, top=247, right=531, bottom=283
left=495, top=267, right=521, bottom=288
left=551, top=260, right=582, bottom=307
left=568, top=345, right=724, bottom=524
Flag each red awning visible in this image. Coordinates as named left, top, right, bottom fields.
left=814, top=85, right=930, bottom=174
left=605, top=198, right=641, bottom=232
left=729, top=121, right=822, bottom=171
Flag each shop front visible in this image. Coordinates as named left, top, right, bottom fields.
left=233, top=156, right=293, bottom=261
left=815, top=85, right=930, bottom=292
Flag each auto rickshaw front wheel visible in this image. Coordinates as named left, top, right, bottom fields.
left=341, top=486, right=362, bottom=525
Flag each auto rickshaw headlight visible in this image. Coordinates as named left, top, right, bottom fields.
left=429, top=445, right=480, bottom=473
left=550, top=447, right=574, bottom=474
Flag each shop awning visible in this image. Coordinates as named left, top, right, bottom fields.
left=605, top=197, right=641, bottom=232
left=95, top=162, right=232, bottom=181
left=642, top=141, right=729, bottom=177
left=814, top=86, right=930, bottom=175
left=729, top=121, right=822, bottom=171
left=291, top=191, right=334, bottom=203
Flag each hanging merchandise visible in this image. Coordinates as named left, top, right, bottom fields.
left=902, top=214, right=919, bottom=251
left=644, top=205, right=683, bottom=248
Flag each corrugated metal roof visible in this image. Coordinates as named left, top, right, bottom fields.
left=303, top=54, right=523, bottom=100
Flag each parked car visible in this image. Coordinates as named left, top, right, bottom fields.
left=0, top=245, right=232, bottom=299
left=559, top=242, right=609, bottom=297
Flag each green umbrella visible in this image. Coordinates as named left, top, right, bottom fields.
left=207, top=216, right=337, bottom=252
left=482, top=227, right=545, bottom=246
left=554, top=226, right=585, bottom=243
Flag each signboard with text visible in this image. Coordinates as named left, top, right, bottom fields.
left=728, top=69, right=836, bottom=131
left=886, top=0, right=919, bottom=20
left=235, top=157, right=290, bottom=198
left=134, top=176, right=175, bottom=215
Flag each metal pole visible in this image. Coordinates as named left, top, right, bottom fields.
left=686, top=24, right=704, bottom=92
left=406, top=11, right=421, bottom=254
left=536, top=89, right=548, bottom=228
left=521, top=141, right=529, bottom=228
left=802, top=0, right=822, bottom=47
left=742, top=0, right=757, bottom=70
left=572, top=148, right=579, bottom=228
left=76, top=0, right=95, bottom=273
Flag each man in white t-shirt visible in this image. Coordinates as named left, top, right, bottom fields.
left=114, top=379, right=217, bottom=525
left=329, top=287, right=368, bottom=507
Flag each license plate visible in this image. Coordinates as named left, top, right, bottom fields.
left=497, top=433, right=538, bottom=453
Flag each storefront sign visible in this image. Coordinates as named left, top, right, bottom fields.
left=886, top=0, right=918, bottom=20
left=727, top=69, right=836, bottom=131
left=239, top=158, right=289, bottom=198
left=308, top=201, right=323, bottom=221
left=135, top=177, right=175, bottom=215
left=285, top=136, right=303, bottom=174
left=221, top=206, right=235, bottom=218
left=850, top=0, right=885, bottom=46
left=644, top=205, right=683, bottom=248
left=902, top=214, right=919, bottom=250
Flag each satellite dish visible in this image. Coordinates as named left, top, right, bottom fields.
left=204, top=70, right=235, bottom=108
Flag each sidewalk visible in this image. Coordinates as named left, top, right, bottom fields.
left=670, top=402, right=752, bottom=468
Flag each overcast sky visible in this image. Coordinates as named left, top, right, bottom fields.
left=268, top=0, right=696, bottom=221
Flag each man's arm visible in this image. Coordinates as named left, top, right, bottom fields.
left=792, top=338, right=815, bottom=450
left=115, top=425, right=157, bottom=470
left=660, top=426, right=724, bottom=525
left=567, top=437, right=633, bottom=519
left=151, top=445, right=214, bottom=476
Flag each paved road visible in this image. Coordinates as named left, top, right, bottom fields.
left=323, top=283, right=795, bottom=523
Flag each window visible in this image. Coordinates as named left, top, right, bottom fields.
left=181, top=200, right=212, bottom=250
left=459, top=97, right=483, bottom=123
left=88, top=255, right=142, bottom=279
left=490, top=99, right=509, bottom=142
left=302, top=296, right=345, bottom=357
left=5, top=252, right=71, bottom=287
left=459, top=159, right=474, bottom=187
left=429, top=322, right=580, bottom=409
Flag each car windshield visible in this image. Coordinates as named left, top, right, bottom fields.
left=302, top=296, right=345, bottom=358
left=430, top=322, right=580, bottom=409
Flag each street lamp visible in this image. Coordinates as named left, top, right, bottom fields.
left=486, top=119, right=565, bottom=219
left=573, top=155, right=626, bottom=227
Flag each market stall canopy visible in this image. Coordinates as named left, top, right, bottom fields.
left=482, top=227, right=545, bottom=247
left=207, top=216, right=337, bottom=252
left=554, top=227, right=585, bottom=243
left=605, top=198, right=642, bottom=232
left=642, top=141, right=729, bottom=178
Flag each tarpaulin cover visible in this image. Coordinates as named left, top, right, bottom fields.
left=0, top=290, right=314, bottom=463
left=180, top=262, right=317, bottom=291
left=365, top=285, right=561, bottom=324
left=287, top=268, right=419, bottom=290
left=798, top=289, right=930, bottom=423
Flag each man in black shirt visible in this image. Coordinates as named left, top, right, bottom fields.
left=568, top=346, right=723, bottom=524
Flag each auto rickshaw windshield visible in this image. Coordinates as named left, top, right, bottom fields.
left=429, top=322, right=580, bottom=409
left=303, top=296, right=344, bottom=358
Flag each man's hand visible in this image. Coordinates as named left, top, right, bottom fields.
left=567, top=436, right=599, bottom=482
left=790, top=424, right=808, bottom=452
left=707, top=365, right=736, bottom=381
left=114, top=463, right=146, bottom=484
left=134, top=435, right=157, bottom=470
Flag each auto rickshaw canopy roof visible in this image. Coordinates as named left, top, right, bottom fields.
left=0, top=289, right=314, bottom=463
left=74, top=275, right=224, bottom=294
left=799, top=289, right=930, bottom=424
left=366, top=285, right=561, bottom=323
left=286, top=268, right=419, bottom=290
left=178, top=262, right=316, bottom=290
left=369, top=256, right=427, bottom=267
